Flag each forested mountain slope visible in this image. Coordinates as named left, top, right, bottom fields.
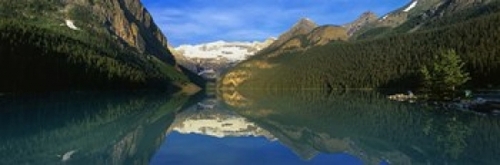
left=0, top=0, right=204, bottom=93
left=221, top=0, right=500, bottom=91
left=353, top=0, right=500, bottom=39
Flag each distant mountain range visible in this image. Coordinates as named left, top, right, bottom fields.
left=176, top=39, right=276, bottom=61
left=171, top=39, right=275, bottom=79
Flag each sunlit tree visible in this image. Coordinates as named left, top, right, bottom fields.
left=420, top=49, right=470, bottom=99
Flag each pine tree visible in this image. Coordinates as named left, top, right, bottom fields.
left=420, top=49, right=471, bottom=99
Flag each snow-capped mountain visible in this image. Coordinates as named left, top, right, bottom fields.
left=172, top=39, right=275, bottom=79
left=175, top=39, right=275, bottom=62
left=347, top=0, right=492, bottom=39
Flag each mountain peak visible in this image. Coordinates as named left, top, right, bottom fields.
left=293, top=17, right=318, bottom=31
left=344, top=11, right=378, bottom=36
left=298, top=17, right=315, bottom=23
left=360, top=11, right=377, bottom=18
left=256, top=18, right=318, bottom=54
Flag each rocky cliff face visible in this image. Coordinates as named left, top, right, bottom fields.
left=61, top=0, right=175, bottom=64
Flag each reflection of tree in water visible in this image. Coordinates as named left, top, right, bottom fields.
left=438, top=117, right=472, bottom=159
left=221, top=90, right=426, bottom=164
left=221, top=89, right=500, bottom=165
left=423, top=113, right=473, bottom=159
left=0, top=92, right=190, bottom=165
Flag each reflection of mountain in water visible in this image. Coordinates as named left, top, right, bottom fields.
left=219, top=90, right=500, bottom=165
left=167, top=98, right=275, bottom=140
left=3, top=90, right=500, bottom=164
left=0, top=92, right=190, bottom=165
left=169, top=97, right=389, bottom=163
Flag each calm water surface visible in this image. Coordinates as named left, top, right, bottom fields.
left=0, top=90, right=499, bottom=165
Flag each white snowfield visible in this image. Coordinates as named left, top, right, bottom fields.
left=65, top=20, right=80, bottom=30
left=175, top=39, right=274, bottom=61
left=403, top=1, right=418, bottom=12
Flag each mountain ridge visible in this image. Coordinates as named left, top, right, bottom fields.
left=261, top=18, right=318, bottom=52
left=253, top=18, right=348, bottom=59
left=351, top=0, right=496, bottom=39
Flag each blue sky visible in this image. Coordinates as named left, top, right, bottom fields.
left=142, top=0, right=411, bottom=46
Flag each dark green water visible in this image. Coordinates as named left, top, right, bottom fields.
left=1, top=90, right=499, bottom=165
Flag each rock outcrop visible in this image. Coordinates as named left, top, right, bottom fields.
left=61, top=0, right=175, bottom=64
left=343, top=11, right=378, bottom=36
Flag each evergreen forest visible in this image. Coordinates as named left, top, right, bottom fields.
left=223, top=8, right=500, bottom=91
left=0, top=19, right=193, bottom=93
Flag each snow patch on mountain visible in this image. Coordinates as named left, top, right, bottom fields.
left=403, top=1, right=418, bottom=12
left=65, top=20, right=80, bottom=30
left=175, top=39, right=275, bottom=61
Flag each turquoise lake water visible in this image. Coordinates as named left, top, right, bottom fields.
left=0, top=91, right=499, bottom=164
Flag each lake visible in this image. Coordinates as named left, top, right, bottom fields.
left=1, top=90, right=499, bottom=165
